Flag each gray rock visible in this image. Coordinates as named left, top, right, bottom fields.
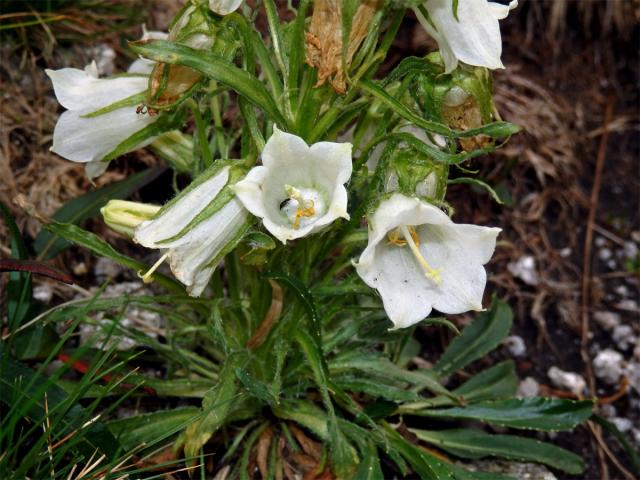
left=611, top=417, right=633, bottom=433
left=33, top=284, right=53, bottom=304
left=598, top=248, right=613, bottom=261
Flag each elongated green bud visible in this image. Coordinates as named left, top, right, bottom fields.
left=101, top=200, right=161, bottom=237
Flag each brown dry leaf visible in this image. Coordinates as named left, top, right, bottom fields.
left=289, top=424, right=322, bottom=461
left=256, top=426, right=274, bottom=479
left=442, top=97, right=491, bottom=152
left=305, top=0, right=381, bottom=93
left=247, top=279, right=283, bottom=349
left=148, top=62, right=201, bottom=109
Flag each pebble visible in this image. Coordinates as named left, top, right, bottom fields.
left=559, top=247, right=572, bottom=258
left=599, top=404, right=617, bottom=418
left=616, top=299, right=639, bottom=311
left=504, top=335, right=526, bottom=357
left=612, top=324, right=637, bottom=351
left=593, top=349, right=624, bottom=385
left=598, top=248, right=613, bottom=261
left=625, top=362, right=640, bottom=393
left=33, top=284, right=53, bottom=304
left=623, top=241, right=638, bottom=259
left=88, top=43, right=116, bottom=76
left=595, top=237, right=607, bottom=248
left=94, top=257, right=124, bottom=279
left=611, top=417, right=633, bottom=433
left=633, top=429, right=640, bottom=447
left=507, top=256, right=539, bottom=286
left=614, top=284, right=629, bottom=297
left=517, top=377, right=539, bottom=398
left=547, top=366, right=586, bottom=395
left=606, top=259, right=617, bottom=270
left=593, top=311, right=621, bottom=331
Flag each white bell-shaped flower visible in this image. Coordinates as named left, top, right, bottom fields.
left=209, top=0, right=243, bottom=15
left=46, top=30, right=168, bottom=178
left=134, top=164, right=251, bottom=296
left=232, top=127, right=352, bottom=243
left=415, top=0, right=517, bottom=74
left=354, top=194, right=500, bottom=329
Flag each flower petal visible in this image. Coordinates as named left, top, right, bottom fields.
left=51, top=108, right=156, bottom=163
left=415, top=0, right=513, bottom=73
left=355, top=194, right=500, bottom=328
left=167, top=198, right=249, bottom=296
left=209, top=0, right=243, bottom=15
left=46, top=67, right=148, bottom=111
left=135, top=166, right=231, bottom=247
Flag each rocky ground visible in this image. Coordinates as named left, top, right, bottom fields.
left=1, top=1, right=638, bottom=479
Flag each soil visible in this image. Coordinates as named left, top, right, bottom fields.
left=1, top=1, right=638, bottom=479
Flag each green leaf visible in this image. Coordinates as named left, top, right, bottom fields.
left=42, top=221, right=184, bottom=294
left=354, top=441, right=384, bottom=480
left=34, top=167, right=164, bottom=259
left=181, top=359, right=239, bottom=459
left=382, top=422, right=455, bottom=480
left=434, top=299, right=512, bottom=377
left=334, top=376, right=421, bottom=402
left=130, top=40, right=288, bottom=127
left=448, top=177, right=503, bottom=204
left=401, top=361, right=518, bottom=411
left=235, top=367, right=277, bottom=405
left=411, top=397, right=594, bottom=431
left=592, top=414, right=640, bottom=475
left=295, top=329, right=358, bottom=476
left=330, top=352, right=458, bottom=401
left=412, top=428, right=585, bottom=474
left=0, top=348, right=121, bottom=457
left=107, top=407, right=201, bottom=450
left=0, top=201, right=32, bottom=329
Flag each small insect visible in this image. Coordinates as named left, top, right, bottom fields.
left=279, top=198, right=291, bottom=210
left=136, top=104, right=159, bottom=116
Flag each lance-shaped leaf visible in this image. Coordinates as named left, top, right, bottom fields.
left=411, top=428, right=585, bottom=474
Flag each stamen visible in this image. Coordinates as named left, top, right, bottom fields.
left=399, top=225, right=442, bottom=285
left=138, top=251, right=170, bottom=283
left=285, top=185, right=316, bottom=229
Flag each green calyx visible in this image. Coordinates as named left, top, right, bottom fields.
left=385, top=146, right=449, bottom=201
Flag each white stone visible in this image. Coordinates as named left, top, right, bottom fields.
left=593, top=349, right=624, bottom=385
left=612, top=324, right=637, bottom=351
left=504, top=335, right=526, bottom=357
left=611, top=417, right=633, bottom=433
left=517, top=377, right=539, bottom=398
left=94, top=257, right=123, bottom=279
left=623, top=241, right=638, bottom=259
left=625, top=362, right=640, bottom=393
left=598, top=248, right=612, bottom=261
left=507, top=255, right=539, bottom=286
left=547, top=366, right=586, bottom=396
left=616, top=299, right=639, bottom=311
left=614, top=284, right=629, bottom=297
left=593, top=311, right=621, bottom=331
left=33, top=284, right=53, bottom=303
left=595, top=236, right=607, bottom=248
left=559, top=247, right=572, bottom=258
left=599, top=404, right=616, bottom=418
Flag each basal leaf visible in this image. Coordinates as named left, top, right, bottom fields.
left=412, top=428, right=585, bottom=474
left=434, top=299, right=512, bottom=377
left=107, top=407, right=201, bottom=450
left=411, top=397, right=594, bottom=431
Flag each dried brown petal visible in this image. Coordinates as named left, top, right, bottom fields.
left=305, top=0, right=381, bottom=93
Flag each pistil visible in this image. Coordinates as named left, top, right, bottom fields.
left=139, top=251, right=170, bottom=283
left=398, top=225, right=442, bottom=285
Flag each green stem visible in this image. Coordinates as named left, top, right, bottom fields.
left=187, top=98, right=213, bottom=168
